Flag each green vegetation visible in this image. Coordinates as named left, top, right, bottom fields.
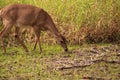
left=0, top=44, right=120, bottom=80
left=1, top=0, right=120, bottom=27
left=0, top=0, right=120, bottom=43
left=0, top=0, right=120, bottom=80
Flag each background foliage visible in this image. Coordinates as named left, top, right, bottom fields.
left=0, top=0, right=120, bottom=46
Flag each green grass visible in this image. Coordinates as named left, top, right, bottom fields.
left=0, top=0, right=120, bottom=44
left=0, top=44, right=78, bottom=80
left=0, top=0, right=120, bottom=28
left=0, top=44, right=120, bottom=80
left=0, top=1, right=120, bottom=79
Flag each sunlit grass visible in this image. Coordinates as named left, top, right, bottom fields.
left=0, top=0, right=120, bottom=28
left=0, top=0, right=120, bottom=44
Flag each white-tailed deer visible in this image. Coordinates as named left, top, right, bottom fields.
left=0, top=4, right=68, bottom=53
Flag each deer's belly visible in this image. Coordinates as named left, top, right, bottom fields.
left=15, top=23, right=31, bottom=28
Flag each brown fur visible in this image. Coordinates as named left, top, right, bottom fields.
left=0, top=4, right=68, bottom=53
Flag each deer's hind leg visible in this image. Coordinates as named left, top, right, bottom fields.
left=0, top=20, right=13, bottom=53
left=15, top=27, right=29, bottom=52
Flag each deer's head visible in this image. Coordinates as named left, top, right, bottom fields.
left=57, top=35, right=68, bottom=52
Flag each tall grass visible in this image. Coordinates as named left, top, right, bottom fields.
left=0, top=0, right=120, bottom=45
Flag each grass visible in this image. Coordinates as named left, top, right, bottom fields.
left=0, top=44, right=78, bottom=80
left=0, top=0, right=119, bottom=49
left=0, top=0, right=120, bottom=80
left=0, top=0, right=120, bottom=43
left=0, top=0, right=120, bottom=27
left=0, top=43, right=120, bottom=80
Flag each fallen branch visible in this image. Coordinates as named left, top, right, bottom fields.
left=58, top=64, right=92, bottom=70
left=92, top=59, right=120, bottom=64
left=82, top=76, right=111, bottom=80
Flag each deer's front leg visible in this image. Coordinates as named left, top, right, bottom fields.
left=33, top=26, right=42, bottom=53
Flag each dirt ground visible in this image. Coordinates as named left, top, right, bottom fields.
left=47, top=44, right=120, bottom=80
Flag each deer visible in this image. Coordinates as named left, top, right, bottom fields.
left=0, top=4, right=68, bottom=53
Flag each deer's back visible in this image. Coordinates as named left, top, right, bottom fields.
left=0, top=4, right=47, bottom=26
